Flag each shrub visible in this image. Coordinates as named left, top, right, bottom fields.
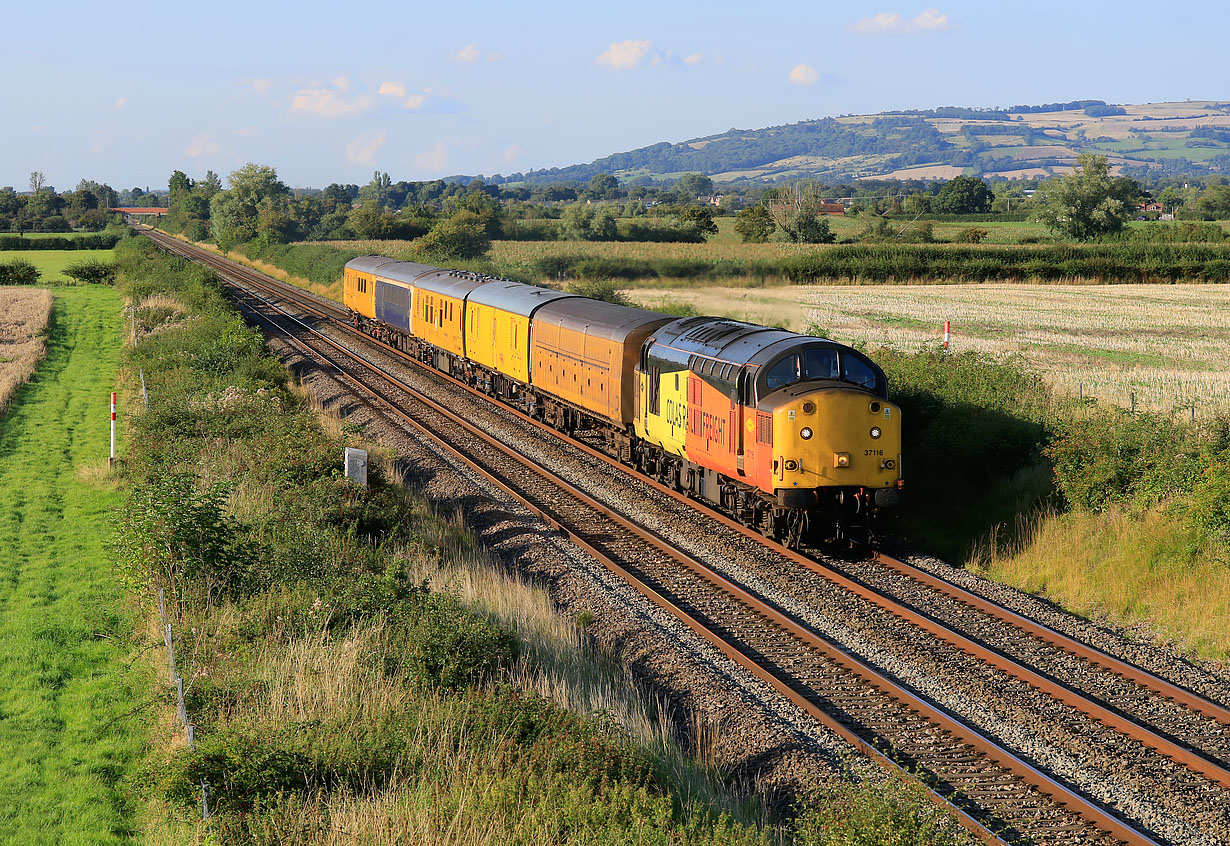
left=1184, top=457, right=1230, bottom=556
left=1045, top=411, right=1208, bottom=513
left=566, top=278, right=631, bottom=305
left=956, top=226, right=989, bottom=244
left=0, top=258, right=40, bottom=285
left=401, top=593, right=518, bottom=689
left=62, top=258, right=117, bottom=285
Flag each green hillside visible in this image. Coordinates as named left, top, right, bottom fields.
left=511, top=100, right=1230, bottom=185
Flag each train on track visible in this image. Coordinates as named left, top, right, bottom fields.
left=344, top=256, right=903, bottom=545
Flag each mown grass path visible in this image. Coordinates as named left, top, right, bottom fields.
left=0, top=286, right=141, bottom=845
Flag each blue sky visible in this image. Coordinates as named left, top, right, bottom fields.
left=3, top=0, right=1224, bottom=192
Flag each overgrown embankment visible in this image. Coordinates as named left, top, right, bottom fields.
left=877, top=348, right=1230, bottom=659
left=118, top=237, right=964, bottom=843
left=0, top=285, right=143, bottom=844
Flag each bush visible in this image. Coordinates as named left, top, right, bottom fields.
left=1045, top=411, right=1209, bottom=513
left=62, top=258, right=117, bottom=285
left=566, top=278, right=631, bottom=305
left=0, top=258, right=40, bottom=285
left=1184, top=457, right=1230, bottom=556
left=956, top=226, right=989, bottom=244
left=402, top=593, right=518, bottom=689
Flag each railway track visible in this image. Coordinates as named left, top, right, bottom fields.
left=140, top=228, right=1230, bottom=844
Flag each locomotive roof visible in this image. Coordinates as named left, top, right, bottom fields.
left=652, top=317, right=797, bottom=364
left=468, top=279, right=578, bottom=317
left=533, top=297, right=674, bottom=343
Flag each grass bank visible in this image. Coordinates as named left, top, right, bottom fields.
left=0, top=285, right=144, bottom=844
left=120, top=240, right=965, bottom=843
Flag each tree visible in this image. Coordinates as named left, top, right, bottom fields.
left=1195, top=185, right=1230, bottom=218
left=562, top=204, right=618, bottom=241
left=734, top=205, right=776, bottom=243
left=676, top=172, right=714, bottom=199
left=933, top=175, right=992, bottom=214
left=29, top=171, right=45, bottom=194
left=413, top=210, right=491, bottom=259
left=901, top=193, right=932, bottom=215
left=209, top=163, right=290, bottom=249
left=586, top=173, right=620, bottom=201
left=767, top=184, right=836, bottom=244
left=675, top=205, right=718, bottom=238
left=1035, top=154, right=1140, bottom=240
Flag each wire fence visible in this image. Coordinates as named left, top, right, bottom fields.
left=157, top=588, right=210, bottom=821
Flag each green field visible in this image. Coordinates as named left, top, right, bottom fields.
left=0, top=286, right=142, bottom=844
left=2, top=250, right=116, bottom=283
left=3, top=232, right=102, bottom=239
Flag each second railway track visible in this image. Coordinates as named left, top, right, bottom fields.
left=143, top=228, right=1230, bottom=845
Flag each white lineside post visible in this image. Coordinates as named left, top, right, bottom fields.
left=109, top=392, right=116, bottom=467
left=943, top=320, right=951, bottom=350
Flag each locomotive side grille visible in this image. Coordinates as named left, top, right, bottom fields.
left=756, top=413, right=773, bottom=445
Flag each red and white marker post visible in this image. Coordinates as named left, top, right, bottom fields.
left=943, top=320, right=951, bottom=350
left=109, top=391, right=116, bottom=467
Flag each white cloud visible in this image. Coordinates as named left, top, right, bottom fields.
left=333, top=74, right=351, bottom=91
left=378, top=80, right=406, bottom=97
left=346, top=131, right=387, bottom=166
left=684, top=52, right=704, bottom=66
left=185, top=134, right=221, bottom=158
left=454, top=43, right=481, bottom=62
left=788, top=64, right=820, bottom=86
left=403, top=93, right=427, bottom=109
left=413, top=140, right=450, bottom=174
left=113, top=97, right=128, bottom=110
left=595, top=39, right=652, bottom=70
left=849, top=9, right=953, bottom=34
left=485, top=50, right=506, bottom=63
left=289, top=85, right=374, bottom=118
left=502, top=144, right=522, bottom=164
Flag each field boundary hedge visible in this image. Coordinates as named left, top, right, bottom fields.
left=0, top=234, right=121, bottom=251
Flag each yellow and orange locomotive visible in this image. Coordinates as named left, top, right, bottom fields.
left=344, top=255, right=902, bottom=544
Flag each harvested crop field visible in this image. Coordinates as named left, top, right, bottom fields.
left=626, top=283, right=1230, bottom=416
left=0, top=288, right=53, bottom=413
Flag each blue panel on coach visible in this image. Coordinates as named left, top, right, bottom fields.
left=375, top=280, right=412, bottom=333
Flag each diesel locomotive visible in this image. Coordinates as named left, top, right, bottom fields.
left=344, top=255, right=902, bottom=545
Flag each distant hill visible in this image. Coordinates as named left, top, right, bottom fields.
left=504, top=100, right=1230, bottom=185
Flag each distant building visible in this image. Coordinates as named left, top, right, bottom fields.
left=1139, top=201, right=1164, bottom=213
left=819, top=203, right=846, bottom=215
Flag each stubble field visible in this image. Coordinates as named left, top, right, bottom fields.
left=626, top=282, right=1230, bottom=417
left=0, top=288, right=54, bottom=414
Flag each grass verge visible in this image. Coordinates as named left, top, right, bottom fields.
left=119, top=238, right=966, bottom=843
left=0, top=285, right=144, bottom=844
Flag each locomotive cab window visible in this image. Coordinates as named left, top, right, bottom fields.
left=843, top=352, right=881, bottom=392
left=764, top=354, right=800, bottom=391
left=804, top=348, right=839, bottom=380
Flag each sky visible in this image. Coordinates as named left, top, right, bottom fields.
left=3, top=0, right=1226, bottom=192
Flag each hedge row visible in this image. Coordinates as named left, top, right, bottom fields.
left=0, top=233, right=121, bottom=251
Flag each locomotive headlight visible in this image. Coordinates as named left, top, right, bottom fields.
left=784, top=459, right=800, bottom=472
left=834, top=452, right=851, bottom=468
left=800, top=426, right=813, bottom=440
left=870, top=426, right=882, bottom=439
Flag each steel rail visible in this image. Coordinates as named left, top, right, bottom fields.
left=212, top=266, right=1018, bottom=846
left=145, top=228, right=1230, bottom=752
left=181, top=244, right=1174, bottom=846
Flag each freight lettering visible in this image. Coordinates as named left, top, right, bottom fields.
left=698, top=410, right=726, bottom=446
